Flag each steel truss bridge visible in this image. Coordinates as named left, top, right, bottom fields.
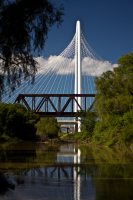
left=15, top=94, right=95, bottom=117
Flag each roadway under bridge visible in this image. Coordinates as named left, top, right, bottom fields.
left=58, top=120, right=77, bottom=133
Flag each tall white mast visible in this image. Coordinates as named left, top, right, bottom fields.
left=75, top=20, right=82, bottom=132
left=75, top=22, right=78, bottom=113
left=77, top=21, right=82, bottom=110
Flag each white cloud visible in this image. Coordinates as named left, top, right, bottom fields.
left=35, top=55, right=118, bottom=76
left=82, top=57, right=118, bottom=76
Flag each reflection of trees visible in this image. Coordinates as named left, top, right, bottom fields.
left=0, top=141, right=60, bottom=172
left=78, top=146, right=133, bottom=200
left=78, top=146, right=133, bottom=178
left=0, top=142, right=61, bottom=195
left=0, top=173, right=15, bottom=196
left=35, top=145, right=60, bottom=164
left=0, top=143, right=37, bottom=165
left=94, top=179, right=133, bottom=200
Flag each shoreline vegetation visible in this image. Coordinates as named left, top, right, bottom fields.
left=1, top=52, right=133, bottom=148
left=73, top=52, right=133, bottom=148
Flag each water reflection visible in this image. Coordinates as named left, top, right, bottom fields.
left=0, top=142, right=133, bottom=199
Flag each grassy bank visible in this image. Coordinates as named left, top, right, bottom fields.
left=58, top=132, right=90, bottom=143
left=58, top=131, right=133, bottom=149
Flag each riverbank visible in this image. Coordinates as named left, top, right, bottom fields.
left=58, top=132, right=133, bottom=149
left=1, top=130, right=133, bottom=149
left=0, top=134, right=21, bottom=142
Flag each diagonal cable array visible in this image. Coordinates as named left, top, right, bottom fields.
left=2, top=27, right=114, bottom=119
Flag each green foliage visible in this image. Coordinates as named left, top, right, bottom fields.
left=92, top=52, right=133, bottom=146
left=0, top=0, right=64, bottom=99
left=94, top=53, right=133, bottom=116
left=36, top=117, right=59, bottom=139
left=65, top=132, right=88, bottom=142
left=58, top=132, right=68, bottom=137
left=74, top=109, right=97, bottom=141
left=0, top=103, right=39, bottom=140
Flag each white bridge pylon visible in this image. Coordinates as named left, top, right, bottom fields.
left=75, top=20, right=82, bottom=112
left=75, top=21, right=82, bottom=132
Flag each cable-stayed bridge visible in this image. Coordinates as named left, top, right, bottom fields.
left=2, top=21, right=115, bottom=130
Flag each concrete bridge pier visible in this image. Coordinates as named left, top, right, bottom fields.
left=74, top=123, right=78, bottom=132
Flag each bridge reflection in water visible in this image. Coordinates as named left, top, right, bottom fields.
left=15, top=144, right=95, bottom=200
left=2, top=142, right=133, bottom=200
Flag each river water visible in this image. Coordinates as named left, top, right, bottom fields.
left=0, top=141, right=133, bottom=200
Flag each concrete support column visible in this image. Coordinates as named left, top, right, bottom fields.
left=74, top=123, right=78, bottom=132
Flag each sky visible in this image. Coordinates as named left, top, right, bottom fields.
left=3, top=1, right=133, bottom=97
left=4, top=0, right=133, bottom=110
left=38, top=0, right=133, bottom=64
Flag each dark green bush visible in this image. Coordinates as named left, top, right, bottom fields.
left=0, top=103, right=39, bottom=140
left=36, top=117, right=59, bottom=139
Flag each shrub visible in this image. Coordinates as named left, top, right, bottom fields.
left=36, top=117, right=59, bottom=139
left=0, top=103, right=39, bottom=140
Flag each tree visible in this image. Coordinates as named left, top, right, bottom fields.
left=45, top=117, right=60, bottom=138
left=92, top=52, right=133, bottom=146
left=94, top=53, right=133, bottom=117
left=36, top=117, right=59, bottom=139
left=75, top=109, right=97, bottom=140
left=0, top=0, right=64, bottom=99
left=0, top=103, right=39, bottom=140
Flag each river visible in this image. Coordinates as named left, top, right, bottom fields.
left=0, top=141, right=133, bottom=200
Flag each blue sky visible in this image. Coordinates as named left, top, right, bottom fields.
left=39, top=0, right=133, bottom=64
left=5, top=0, right=133, bottom=109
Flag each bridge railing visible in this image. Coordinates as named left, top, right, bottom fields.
left=15, top=94, right=95, bottom=117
